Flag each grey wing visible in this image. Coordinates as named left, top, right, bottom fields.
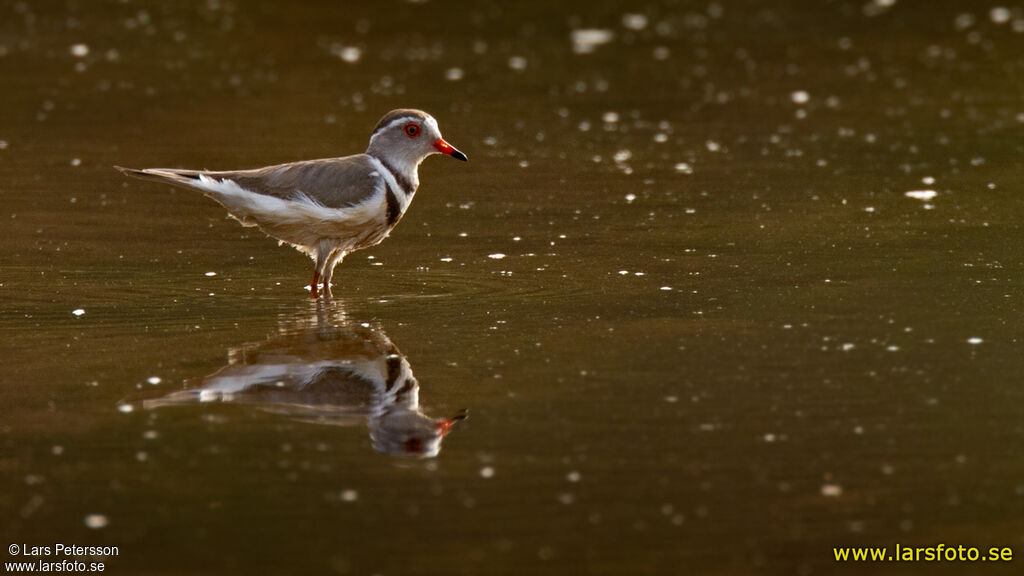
left=205, top=154, right=385, bottom=209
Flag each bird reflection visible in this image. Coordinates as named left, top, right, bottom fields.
left=142, top=302, right=466, bottom=457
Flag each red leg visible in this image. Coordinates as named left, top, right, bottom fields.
left=310, top=271, right=320, bottom=298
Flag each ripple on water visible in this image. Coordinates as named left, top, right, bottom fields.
left=373, top=265, right=598, bottom=312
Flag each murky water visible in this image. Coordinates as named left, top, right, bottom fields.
left=3, top=1, right=1024, bottom=574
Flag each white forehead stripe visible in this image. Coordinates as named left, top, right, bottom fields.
left=368, top=115, right=438, bottom=147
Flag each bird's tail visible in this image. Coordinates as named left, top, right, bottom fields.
left=114, top=166, right=204, bottom=187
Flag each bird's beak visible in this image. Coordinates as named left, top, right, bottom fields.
left=434, top=138, right=468, bottom=161
left=437, top=410, right=468, bottom=436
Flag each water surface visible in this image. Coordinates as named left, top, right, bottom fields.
left=2, top=1, right=1024, bottom=574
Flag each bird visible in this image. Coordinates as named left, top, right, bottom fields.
left=116, top=108, right=467, bottom=297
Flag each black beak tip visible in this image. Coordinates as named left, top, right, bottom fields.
left=451, top=150, right=468, bottom=162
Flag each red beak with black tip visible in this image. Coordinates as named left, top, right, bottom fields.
left=434, top=138, right=468, bottom=161
left=437, top=410, right=469, bottom=436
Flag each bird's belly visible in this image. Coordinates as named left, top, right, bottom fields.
left=251, top=199, right=390, bottom=253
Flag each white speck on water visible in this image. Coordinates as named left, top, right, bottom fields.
left=967, top=337, right=983, bottom=345
left=205, top=271, right=217, bottom=277
left=70, top=158, right=81, bottom=167
left=512, top=236, right=521, bottom=242
left=84, top=514, right=108, bottom=529
left=147, top=376, right=161, bottom=386
left=444, top=67, right=464, bottom=81
left=567, top=471, right=581, bottom=482
left=557, top=493, right=576, bottom=505
left=336, top=46, right=362, bottom=63
left=653, top=46, right=670, bottom=60
left=72, top=308, right=85, bottom=317
left=864, top=206, right=875, bottom=213
left=340, top=489, right=358, bottom=502
left=480, top=466, right=495, bottom=478
left=674, top=162, right=693, bottom=174
left=820, top=484, right=843, bottom=497
left=705, top=140, right=721, bottom=152
left=905, top=190, right=937, bottom=201
left=70, top=43, right=90, bottom=57
left=571, top=29, right=614, bottom=54
left=440, top=257, right=453, bottom=262
left=763, top=433, right=777, bottom=442
left=602, top=111, right=620, bottom=124
left=990, top=7, right=1012, bottom=24
left=955, top=13, right=975, bottom=30
left=52, top=445, right=64, bottom=455
left=922, top=176, right=935, bottom=185
left=618, top=270, right=629, bottom=275
left=841, top=343, right=855, bottom=351
left=790, top=90, right=810, bottom=104
left=117, top=404, right=134, bottom=413
left=0, top=140, right=8, bottom=150
left=653, top=133, right=668, bottom=143
left=488, top=253, right=506, bottom=260
left=886, top=345, right=900, bottom=352
left=518, top=160, right=530, bottom=168
left=863, top=0, right=896, bottom=17
left=458, top=232, right=468, bottom=237
left=508, top=56, right=527, bottom=71
left=660, top=286, right=673, bottom=291
left=613, top=149, right=631, bottom=162
left=622, top=13, right=648, bottom=30
left=625, top=193, right=637, bottom=203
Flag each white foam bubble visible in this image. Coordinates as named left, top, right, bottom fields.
left=904, top=190, right=937, bottom=201
left=84, top=514, right=108, bottom=529
left=622, top=14, right=648, bottom=30
left=571, top=29, right=614, bottom=54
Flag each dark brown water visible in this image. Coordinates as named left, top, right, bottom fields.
left=3, top=1, right=1024, bottom=574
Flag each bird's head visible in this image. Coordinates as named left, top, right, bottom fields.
left=366, top=109, right=467, bottom=170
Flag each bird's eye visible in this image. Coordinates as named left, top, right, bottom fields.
left=403, top=123, right=421, bottom=138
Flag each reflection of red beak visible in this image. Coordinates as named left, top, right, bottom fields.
left=437, top=411, right=469, bottom=436
left=434, top=138, right=468, bottom=161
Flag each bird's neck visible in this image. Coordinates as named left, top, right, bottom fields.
left=366, top=150, right=421, bottom=195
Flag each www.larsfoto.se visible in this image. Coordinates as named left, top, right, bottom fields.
left=5, top=559, right=107, bottom=572
left=834, top=543, right=1013, bottom=562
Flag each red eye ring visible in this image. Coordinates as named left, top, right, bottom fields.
left=403, top=123, right=421, bottom=138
